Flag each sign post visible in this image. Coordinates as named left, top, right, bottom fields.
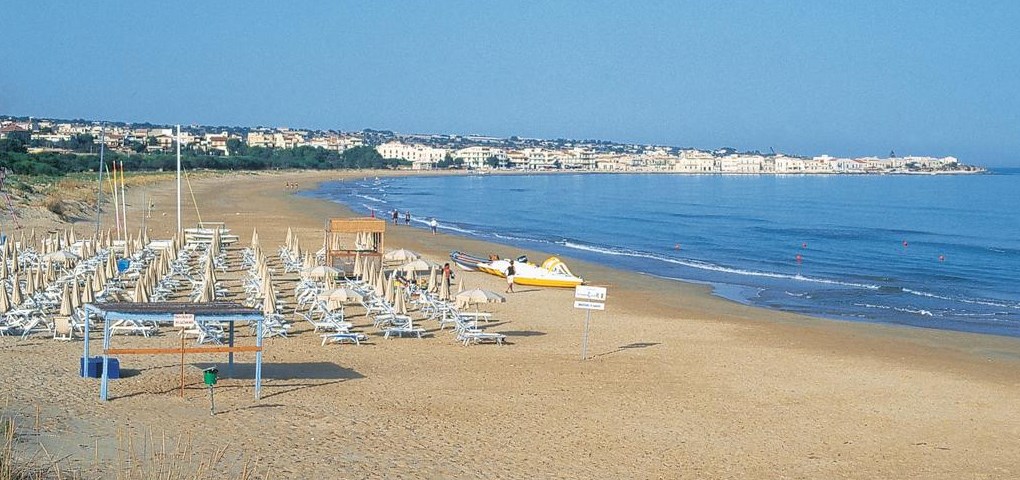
left=574, top=286, right=607, bottom=360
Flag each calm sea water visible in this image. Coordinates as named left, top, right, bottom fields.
left=304, top=170, right=1020, bottom=337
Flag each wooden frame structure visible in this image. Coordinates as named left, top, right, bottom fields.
left=324, top=217, right=386, bottom=272
left=83, top=302, right=265, bottom=401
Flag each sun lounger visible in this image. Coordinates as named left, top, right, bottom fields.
left=320, top=331, right=368, bottom=346
left=383, top=324, right=426, bottom=339
left=458, top=330, right=506, bottom=346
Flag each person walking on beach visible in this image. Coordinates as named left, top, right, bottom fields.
left=505, top=260, right=516, bottom=293
left=392, top=209, right=399, bottom=225
left=430, top=218, right=438, bottom=235
left=404, top=211, right=411, bottom=225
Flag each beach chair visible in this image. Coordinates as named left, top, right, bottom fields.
left=52, top=316, right=76, bottom=341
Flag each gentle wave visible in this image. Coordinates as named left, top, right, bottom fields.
left=557, top=240, right=882, bottom=290
left=354, top=194, right=387, bottom=204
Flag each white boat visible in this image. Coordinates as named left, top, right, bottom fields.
left=477, top=256, right=583, bottom=288
left=183, top=222, right=239, bottom=245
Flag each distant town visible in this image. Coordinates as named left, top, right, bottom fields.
left=0, top=115, right=984, bottom=174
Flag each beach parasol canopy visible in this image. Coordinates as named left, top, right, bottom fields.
left=0, top=254, right=8, bottom=280
left=457, top=278, right=464, bottom=294
left=305, top=265, right=342, bottom=280
left=399, top=258, right=437, bottom=275
left=251, top=227, right=260, bottom=248
left=455, top=288, right=506, bottom=309
left=43, top=250, right=80, bottom=265
left=383, top=248, right=420, bottom=263
left=302, top=263, right=337, bottom=280
left=82, top=277, right=96, bottom=305
left=285, top=227, right=294, bottom=251
left=210, top=228, right=222, bottom=257
left=317, top=287, right=363, bottom=310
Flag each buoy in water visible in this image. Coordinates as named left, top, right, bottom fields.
left=801, top=243, right=807, bottom=248
left=674, top=243, right=681, bottom=250
left=795, top=254, right=803, bottom=263
left=939, top=255, right=945, bottom=262
left=903, top=240, right=909, bottom=247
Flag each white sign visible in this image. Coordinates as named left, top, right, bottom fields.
left=173, top=313, right=195, bottom=328
left=575, top=285, right=607, bottom=301
left=574, top=300, right=605, bottom=311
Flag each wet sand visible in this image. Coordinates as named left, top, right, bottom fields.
left=3, top=170, right=1020, bottom=479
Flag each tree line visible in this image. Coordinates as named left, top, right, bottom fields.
left=0, top=138, right=405, bottom=176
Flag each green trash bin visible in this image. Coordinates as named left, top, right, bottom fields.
left=203, top=367, right=219, bottom=386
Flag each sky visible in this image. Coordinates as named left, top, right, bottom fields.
left=1, top=1, right=1018, bottom=165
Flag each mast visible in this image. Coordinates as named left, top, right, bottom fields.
left=176, top=125, right=182, bottom=233
left=95, top=124, right=105, bottom=235
left=119, top=160, right=127, bottom=241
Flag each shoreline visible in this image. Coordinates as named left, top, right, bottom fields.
left=308, top=171, right=1020, bottom=346
left=3, top=168, right=1018, bottom=478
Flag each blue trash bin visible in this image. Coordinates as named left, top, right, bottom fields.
left=116, top=258, right=131, bottom=273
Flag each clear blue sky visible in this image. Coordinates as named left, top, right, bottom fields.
left=2, top=1, right=1018, bottom=165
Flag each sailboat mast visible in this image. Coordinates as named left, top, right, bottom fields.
left=176, top=125, right=182, bottom=233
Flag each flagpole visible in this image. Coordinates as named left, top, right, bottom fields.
left=95, top=124, right=105, bottom=235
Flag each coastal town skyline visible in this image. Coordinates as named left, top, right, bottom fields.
left=2, top=2, right=1018, bottom=165
left=1, top=113, right=977, bottom=174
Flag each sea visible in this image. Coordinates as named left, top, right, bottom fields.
left=303, top=169, right=1020, bottom=337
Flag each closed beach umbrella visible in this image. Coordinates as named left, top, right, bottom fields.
left=373, top=266, right=386, bottom=297
left=384, top=271, right=396, bottom=305
left=0, top=254, right=8, bottom=280
left=285, top=227, right=294, bottom=251
left=10, top=274, right=23, bottom=306
left=426, top=266, right=437, bottom=293
left=457, top=278, right=464, bottom=294
left=71, top=277, right=82, bottom=310
left=196, top=278, right=215, bottom=303
left=383, top=248, right=419, bottom=263
left=210, top=228, right=222, bottom=257
left=251, top=227, right=260, bottom=249
left=455, top=288, right=506, bottom=309
left=0, top=281, right=10, bottom=314
left=24, top=269, right=36, bottom=297
left=132, top=279, right=149, bottom=303
left=59, top=283, right=74, bottom=316
left=82, top=278, right=95, bottom=305
left=262, top=273, right=277, bottom=315
left=439, top=275, right=451, bottom=301
left=394, top=286, right=407, bottom=315
left=353, top=251, right=363, bottom=279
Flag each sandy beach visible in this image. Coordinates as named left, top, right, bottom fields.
left=3, top=169, right=1020, bottom=479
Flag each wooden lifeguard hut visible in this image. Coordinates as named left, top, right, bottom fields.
left=323, top=217, right=386, bottom=272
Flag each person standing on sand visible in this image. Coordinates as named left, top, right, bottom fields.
left=442, top=262, right=455, bottom=287
left=405, top=211, right=411, bottom=225
left=392, top=209, right=399, bottom=225
left=430, top=218, right=438, bottom=235
left=505, top=260, right=516, bottom=293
